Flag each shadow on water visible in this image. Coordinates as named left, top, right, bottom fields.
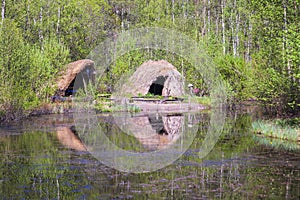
left=0, top=109, right=299, bottom=199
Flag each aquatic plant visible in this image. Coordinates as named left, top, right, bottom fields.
left=252, top=120, right=300, bottom=142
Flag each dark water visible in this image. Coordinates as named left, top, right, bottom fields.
left=0, top=109, right=299, bottom=199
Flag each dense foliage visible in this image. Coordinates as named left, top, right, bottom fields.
left=0, top=0, right=299, bottom=121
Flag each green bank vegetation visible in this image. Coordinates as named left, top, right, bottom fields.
left=252, top=119, right=300, bottom=142
left=1, top=0, right=300, bottom=122
left=252, top=118, right=300, bottom=150
left=1, top=113, right=297, bottom=199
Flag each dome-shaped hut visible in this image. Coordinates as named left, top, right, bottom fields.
left=56, top=59, right=95, bottom=96
left=119, top=60, right=185, bottom=97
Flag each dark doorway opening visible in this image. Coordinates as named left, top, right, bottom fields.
left=148, top=76, right=167, bottom=96
left=64, top=67, right=95, bottom=96
left=65, top=78, right=75, bottom=96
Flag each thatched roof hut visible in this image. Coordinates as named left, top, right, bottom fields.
left=56, top=59, right=95, bottom=96
left=120, top=60, right=185, bottom=97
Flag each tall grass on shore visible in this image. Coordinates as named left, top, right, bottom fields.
left=252, top=119, right=300, bottom=142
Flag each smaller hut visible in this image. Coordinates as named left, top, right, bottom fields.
left=56, top=59, right=95, bottom=96
left=120, top=60, right=185, bottom=97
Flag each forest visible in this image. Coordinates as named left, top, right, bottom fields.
left=0, top=0, right=299, bottom=121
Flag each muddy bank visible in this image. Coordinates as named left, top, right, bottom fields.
left=0, top=102, right=74, bottom=125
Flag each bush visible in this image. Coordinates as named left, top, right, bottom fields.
left=0, top=19, right=70, bottom=122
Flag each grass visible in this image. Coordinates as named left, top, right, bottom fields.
left=194, top=96, right=211, bottom=106
left=94, top=101, right=141, bottom=113
left=273, top=118, right=300, bottom=128
left=252, top=119, right=300, bottom=142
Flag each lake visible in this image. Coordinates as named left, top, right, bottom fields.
left=0, top=107, right=299, bottom=199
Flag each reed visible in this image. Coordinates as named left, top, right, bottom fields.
left=252, top=120, right=300, bottom=142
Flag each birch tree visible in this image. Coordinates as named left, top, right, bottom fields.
left=1, top=0, right=4, bottom=24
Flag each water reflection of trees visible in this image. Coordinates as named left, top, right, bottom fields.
left=0, top=113, right=299, bottom=199
left=0, top=131, right=100, bottom=199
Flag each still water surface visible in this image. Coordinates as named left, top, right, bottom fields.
left=0, top=110, right=299, bottom=199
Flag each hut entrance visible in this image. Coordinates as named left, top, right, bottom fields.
left=65, top=79, right=75, bottom=96
left=64, top=67, right=94, bottom=96
left=148, top=76, right=167, bottom=96
left=56, top=59, right=95, bottom=97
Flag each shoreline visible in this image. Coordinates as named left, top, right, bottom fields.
left=1, top=99, right=297, bottom=126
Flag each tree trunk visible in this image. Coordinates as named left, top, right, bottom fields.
left=283, top=0, right=291, bottom=78
left=56, top=6, right=61, bottom=35
left=194, top=0, right=199, bottom=39
left=121, top=7, right=124, bottom=31
left=215, top=1, right=219, bottom=36
left=183, top=0, right=188, bottom=19
left=172, top=0, right=175, bottom=24
left=39, top=4, right=44, bottom=47
left=207, top=0, right=210, bottom=34
left=235, top=0, right=240, bottom=57
left=25, top=2, right=30, bottom=36
left=221, top=0, right=226, bottom=55
left=1, top=0, right=5, bottom=23
left=246, top=17, right=252, bottom=62
left=230, top=0, right=236, bottom=57
left=202, top=0, right=206, bottom=37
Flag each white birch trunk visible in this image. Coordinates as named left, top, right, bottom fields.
left=26, top=3, right=30, bottom=33
left=194, top=0, right=199, bottom=39
left=246, top=14, right=252, bottom=62
left=221, top=0, right=226, bottom=55
left=202, top=0, right=206, bottom=37
left=56, top=6, right=60, bottom=35
left=172, top=0, right=175, bottom=24
left=231, top=0, right=236, bottom=57
left=1, top=0, right=5, bottom=24
left=215, top=1, right=219, bottom=36
left=39, top=4, right=44, bottom=46
left=121, top=8, right=124, bottom=31
left=207, top=0, right=210, bottom=34
left=235, top=0, right=239, bottom=57
left=283, top=0, right=291, bottom=79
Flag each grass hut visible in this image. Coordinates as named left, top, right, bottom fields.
left=120, top=60, right=185, bottom=97
left=56, top=59, right=95, bottom=96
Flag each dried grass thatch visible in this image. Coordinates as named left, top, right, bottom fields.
left=56, top=59, right=95, bottom=95
left=120, top=60, right=185, bottom=97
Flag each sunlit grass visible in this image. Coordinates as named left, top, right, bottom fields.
left=182, top=96, right=211, bottom=107
left=95, top=102, right=141, bottom=113
left=194, top=96, right=211, bottom=106
left=252, top=120, right=300, bottom=142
